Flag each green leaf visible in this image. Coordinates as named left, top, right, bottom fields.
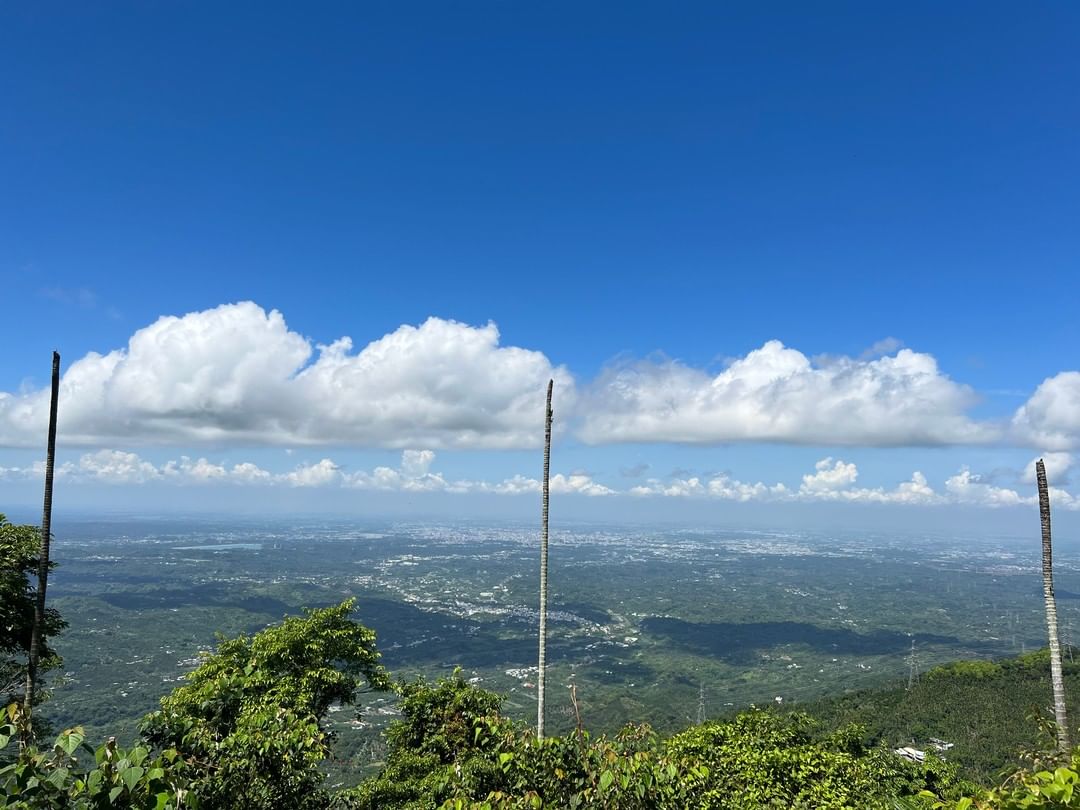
left=57, top=728, right=85, bottom=756
left=46, top=767, right=70, bottom=788
left=121, top=765, right=146, bottom=792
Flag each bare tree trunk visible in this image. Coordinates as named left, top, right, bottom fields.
left=1037, top=458, right=1070, bottom=753
left=24, top=352, right=60, bottom=722
left=537, top=379, right=553, bottom=739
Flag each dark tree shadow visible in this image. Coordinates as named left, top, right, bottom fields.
left=641, top=617, right=984, bottom=664
left=99, top=583, right=295, bottom=616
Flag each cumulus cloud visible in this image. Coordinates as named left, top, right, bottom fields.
left=580, top=341, right=995, bottom=447
left=0, top=303, right=572, bottom=450
left=5, top=447, right=1079, bottom=509
left=1013, top=372, right=1080, bottom=451
left=943, top=468, right=1030, bottom=508
left=2, top=447, right=617, bottom=497
left=7, top=301, right=1076, bottom=453
left=800, top=458, right=859, bottom=492
left=1021, top=452, right=1074, bottom=485
left=550, top=473, right=616, bottom=497
left=230, top=461, right=274, bottom=483
left=630, top=473, right=786, bottom=502
left=282, top=459, right=343, bottom=488
left=0, top=460, right=45, bottom=481
left=74, top=449, right=163, bottom=484
left=627, top=458, right=1078, bottom=510
left=0, top=450, right=274, bottom=486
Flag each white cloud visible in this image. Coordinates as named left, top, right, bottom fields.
left=944, top=468, right=1030, bottom=508
left=9, top=450, right=271, bottom=486
left=162, top=457, right=227, bottom=481
left=800, top=457, right=859, bottom=493
left=282, top=459, right=343, bottom=488
left=1013, top=372, right=1080, bottom=451
left=0, top=302, right=572, bottom=450
left=0, top=461, right=45, bottom=481
left=580, top=341, right=995, bottom=447
left=626, top=458, right=1044, bottom=509
left=490, top=474, right=540, bottom=495
left=337, top=450, right=461, bottom=493
left=890, top=471, right=939, bottom=505
left=6, top=301, right=1078, bottom=454
left=630, top=473, right=785, bottom=502
left=550, top=473, right=616, bottom=497
left=5, top=447, right=1080, bottom=509
left=400, top=449, right=436, bottom=476
left=1050, top=488, right=1080, bottom=512
left=62, top=450, right=162, bottom=484
left=230, top=461, right=274, bottom=483
left=1021, top=452, right=1074, bottom=485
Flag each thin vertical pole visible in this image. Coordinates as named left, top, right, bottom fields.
left=1037, top=458, right=1070, bottom=753
left=537, top=379, right=553, bottom=738
left=25, top=351, right=60, bottom=720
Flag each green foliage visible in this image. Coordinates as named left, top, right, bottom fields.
left=0, top=702, right=194, bottom=809
left=928, top=662, right=1004, bottom=681
left=0, top=514, right=65, bottom=708
left=799, top=651, right=1080, bottom=785
left=663, top=709, right=958, bottom=810
left=340, top=673, right=959, bottom=810
left=918, top=754, right=1080, bottom=809
left=141, top=599, right=390, bottom=810
left=339, top=671, right=506, bottom=809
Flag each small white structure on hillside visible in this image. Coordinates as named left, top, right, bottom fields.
left=893, top=747, right=926, bottom=764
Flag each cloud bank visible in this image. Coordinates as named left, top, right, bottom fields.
left=0, top=449, right=615, bottom=498
left=1, top=301, right=1077, bottom=451
left=4, top=449, right=1076, bottom=510
left=578, top=341, right=996, bottom=446
left=0, top=303, right=572, bottom=449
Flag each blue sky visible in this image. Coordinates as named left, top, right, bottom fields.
left=2, top=3, right=1078, bottom=527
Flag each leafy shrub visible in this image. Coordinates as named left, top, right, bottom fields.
left=141, top=599, right=389, bottom=810
left=0, top=703, right=194, bottom=809
left=339, top=673, right=959, bottom=809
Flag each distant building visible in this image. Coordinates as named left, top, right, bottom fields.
left=893, top=747, right=926, bottom=763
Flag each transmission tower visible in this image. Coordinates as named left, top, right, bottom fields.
left=696, top=681, right=706, bottom=725
left=907, top=639, right=921, bottom=690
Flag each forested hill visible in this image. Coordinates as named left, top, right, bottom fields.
left=795, top=648, right=1080, bottom=784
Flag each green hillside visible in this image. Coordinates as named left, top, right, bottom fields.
left=797, top=648, right=1080, bottom=785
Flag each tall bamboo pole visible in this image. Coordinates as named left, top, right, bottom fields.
left=25, top=351, right=60, bottom=718
left=1037, top=458, right=1070, bottom=753
left=537, top=379, right=553, bottom=739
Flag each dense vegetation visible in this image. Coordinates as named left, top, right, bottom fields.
left=0, top=515, right=65, bottom=711
left=799, top=651, right=1080, bottom=785
left=1, top=611, right=963, bottom=808
left=40, top=515, right=1070, bottom=762
left=337, top=671, right=961, bottom=809
left=5, top=513, right=1080, bottom=808
left=3, top=593, right=1079, bottom=808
